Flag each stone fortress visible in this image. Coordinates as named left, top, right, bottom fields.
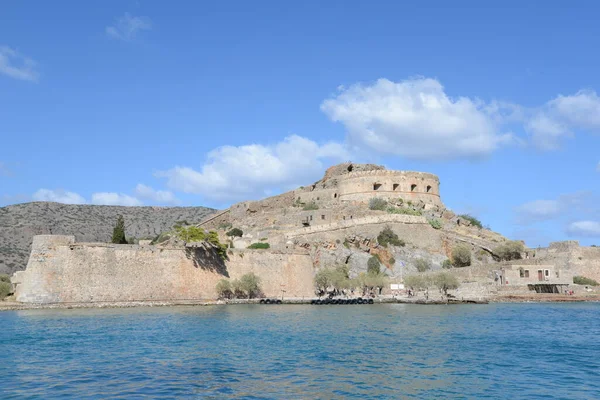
left=12, top=163, right=600, bottom=304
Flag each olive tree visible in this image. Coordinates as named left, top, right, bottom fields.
left=432, top=272, right=460, bottom=297
left=239, top=273, right=261, bottom=299
left=215, top=279, right=233, bottom=299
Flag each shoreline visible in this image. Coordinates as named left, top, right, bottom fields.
left=2, top=294, right=599, bottom=312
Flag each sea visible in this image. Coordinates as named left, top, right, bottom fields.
left=1, top=303, right=599, bottom=399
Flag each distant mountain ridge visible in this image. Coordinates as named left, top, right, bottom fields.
left=0, top=202, right=216, bottom=275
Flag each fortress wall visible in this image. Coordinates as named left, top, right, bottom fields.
left=285, top=215, right=444, bottom=253
left=15, top=235, right=315, bottom=303
left=285, top=214, right=427, bottom=238
left=227, top=250, right=315, bottom=298
left=293, top=221, right=443, bottom=254
left=198, top=209, right=231, bottom=230
left=566, top=247, right=600, bottom=283
left=337, top=173, right=442, bottom=206
left=500, top=244, right=600, bottom=283
left=297, top=189, right=338, bottom=205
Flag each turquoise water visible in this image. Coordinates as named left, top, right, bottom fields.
left=1, top=303, right=599, bottom=399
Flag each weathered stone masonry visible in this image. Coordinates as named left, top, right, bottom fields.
left=15, top=235, right=315, bottom=303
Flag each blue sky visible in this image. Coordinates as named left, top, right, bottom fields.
left=1, top=0, right=600, bottom=247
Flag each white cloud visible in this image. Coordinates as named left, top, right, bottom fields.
left=0, top=46, right=39, bottom=82
left=525, top=90, right=600, bottom=149
left=566, top=221, right=600, bottom=237
left=91, top=192, right=143, bottom=206
left=515, top=199, right=561, bottom=223
left=321, top=77, right=513, bottom=160
left=33, top=189, right=86, bottom=204
left=515, top=192, right=595, bottom=225
left=157, top=135, right=350, bottom=202
left=134, top=184, right=179, bottom=205
left=106, top=13, right=152, bottom=41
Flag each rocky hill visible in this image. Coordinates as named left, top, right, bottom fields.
left=0, top=202, right=216, bottom=275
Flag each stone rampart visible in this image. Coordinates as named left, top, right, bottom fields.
left=284, top=214, right=428, bottom=238
left=15, top=235, right=315, bottom=303
left=337, top=172, right=442, bottom=206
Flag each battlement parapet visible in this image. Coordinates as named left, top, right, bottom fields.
left=345, top=170, right=439, bottom=180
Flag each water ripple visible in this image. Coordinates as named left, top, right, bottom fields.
left=1, top=303, right=599, bottom=399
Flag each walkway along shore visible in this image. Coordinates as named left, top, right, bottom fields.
left=2, top=293, right=598, bottom=312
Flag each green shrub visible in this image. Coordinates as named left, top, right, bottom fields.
left=248, top=242, right=270, bottom=249
left=0, top=274, right=10, bottom=284
left=111, top=215, right=127, bottom=244
left=227, top=228, right=243, bottom=237
left=389, top=256, right=396, bottom=265
left=369, top=198, right=388, bottom=211
left=415, top=258, right=431, bottom=272
left=387, top=206, right=422, bottom=216
left=0, top=281, right=12, bottom=300
left=215, top=279, right=233, bottom=299
left=451, top=245, right=472, bottom=268
left=459, top=214, right=483, bottom=229
left=175, top=225, right=206, bottom=242
left=206, top=230, right=228, bottom=260
left=303, top=201, right=319, bottom=211
left=377, top=226, right=405, bottom=247
left=367, top=256, right=382, bottom=275
left=573, top=276, right=599, bottom=286
left=442, top=259, right=453, bottom=269
left=428, top=219, right=442, bottom=230
left=239, top=273, right=262, bottom=299
left=217, top=222, right=233, bottom=230
left=494, top=240, right=524, bottom=261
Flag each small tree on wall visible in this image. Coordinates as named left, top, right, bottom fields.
left=111, top=215, right=128, bottom=244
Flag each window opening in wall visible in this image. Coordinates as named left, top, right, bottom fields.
left=525, top=270, right=529, bottom=278
left=411, top=184, right=417, bottom=192
left=393, top=183, right=399, bottom=191
left=310, top=215, right=313, bottom=221
left=537, top=270, right=543, bottom=281
left=350, top=215, right=353, bottom=219
left=321, top=215, right=325, bottom=220
left=373, top=183, right=382, bottom=191
left=347, top=164, right=353, bottom=172
left=343, top=216, right=346, bottom=220
left=426, top=185, right=432, bottom=193
left=317, top=197, right=320, bottom=200
left=545, top=270, right=549, bottom=277
left=334, top=193, right=338, bottom=198
left=556, top=271, right=560, bottom=278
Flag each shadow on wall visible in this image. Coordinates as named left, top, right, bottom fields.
left=184, top=247, right=229, bottom=277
